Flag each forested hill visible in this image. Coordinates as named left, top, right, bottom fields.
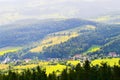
left=0, top=18, right=96, bottom=48
left=0, top=18, right=120, bottom=60
left=42, top=24, right=120, bottom=58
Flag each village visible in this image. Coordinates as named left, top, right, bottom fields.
left=1, top=52, right=119, bottom=65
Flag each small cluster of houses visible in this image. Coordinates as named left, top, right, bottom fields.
left=72, top=52, right=120, bottom=62
left=1, top=57, right=32, bottom=64
left=108, top=52, right=119, bottom=57
left=71, top=54, right=89, bottom=62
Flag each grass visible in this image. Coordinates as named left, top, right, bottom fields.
left=13, top=62, right=66, bottom=75
left=5, top=60, right=80, bottom=75
left=0, top=64, right=9, bottom=70
left=45, top=64, right=66, bottom=75
left=14, top=64, right=38, bottom=70
left=91, top=58, right=120, bottom=66
left=83, top=45, right=101, bottom=55
left=30, top=32, right=79, bottom=52
left=67, top=60, right=80, bottom=66
left=45, top=60, right=80, bottom=75
left=0, top=48, right=20, bottom=56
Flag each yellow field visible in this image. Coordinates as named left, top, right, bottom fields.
left=67, top=60, right=80, bottom=66
left=91, top=58, right=120, bottom=66
left=13, top=60, right=80, bottom=75
left=0, top=48, right=20, bottom=56
left=14, top=64, right=38, bottom=70
left=30, top=32, right=79, bottom=52
left=0, top=60, right=80, bottom=75
left=0, top=64, right=9, bottom=70
left=0, top=58, right=120, bottom=75
left=45, top=64, right=66, bottom=75
left=45, top=60, right=80, bottom=75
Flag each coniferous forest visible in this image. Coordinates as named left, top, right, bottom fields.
left=0, top=60, right=120, bottom=80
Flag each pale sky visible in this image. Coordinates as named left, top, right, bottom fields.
left=0, top=0, right=120, bottom=24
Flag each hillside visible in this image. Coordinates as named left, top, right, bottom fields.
left=0, top=18, right=95, bottom=48
left=42, top=24, right=120, bottom=58
left=0, top=18, right=120, bottom=60
left=30, top=32, right=79, bottom=53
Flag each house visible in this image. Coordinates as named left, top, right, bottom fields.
left=2, top=56, right=10, bottom=64
left=24, top=58, right=31, bottom=63
left=108, top=52, right=117, bottom=57
left=73, top=54, right=82, bottom=60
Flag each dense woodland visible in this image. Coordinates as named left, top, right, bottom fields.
left=0, top=19, right=93, bottom=48
left=0, top=60, right=120, bottom=80
left=43, top=24, right=120, bottom=58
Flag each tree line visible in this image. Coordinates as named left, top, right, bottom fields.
left=0, top=60, right=120, bottom=80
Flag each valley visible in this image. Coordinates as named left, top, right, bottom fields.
left=0, top=0, right=120, bottom=80
left=0, top=17, right=120, bottom=80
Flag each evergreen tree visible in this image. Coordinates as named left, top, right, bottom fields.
left=61, top=68, right=68, bottom=80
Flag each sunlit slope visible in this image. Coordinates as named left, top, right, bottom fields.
left=30, top=24, right=97, bottom=53
left=2, top=18, right=120, bottom=59
left=83, top=45, right=101, bottom=55
left=0, top=48, right=20, bottom=56
left=30, top=32, right=79, bottom=52
left=92, top=14, right=120, bottom=24
left=96, top=35, right=120, bottom=55
left=93, top=16, right=111, bottom=22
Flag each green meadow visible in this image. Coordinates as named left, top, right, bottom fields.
left=0, top=48, right=20, bottom=56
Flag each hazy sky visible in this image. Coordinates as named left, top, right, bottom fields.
left=0, top=0, right=120, bottom=24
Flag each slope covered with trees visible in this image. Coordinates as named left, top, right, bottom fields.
left=1, top=18, right=120, bottom=59
left=42, top=24, right=120, bottom=58
left=0, top=19, right=95, bottom=48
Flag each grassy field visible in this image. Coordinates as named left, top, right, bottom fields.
left=0, top=60, right=80, bottom=75
left=12, top=60, right=80, bottom=75
left=0, top=64, right=9, bottom=70
left=84, top=45, right=101, bottom=55
left=45, top=64, right=66, bottom=75
left=91, top=58, right=120, bottom=66
left=67, top=60, right=80, bottom=66
left=0, top=48, right=20, bottom=56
